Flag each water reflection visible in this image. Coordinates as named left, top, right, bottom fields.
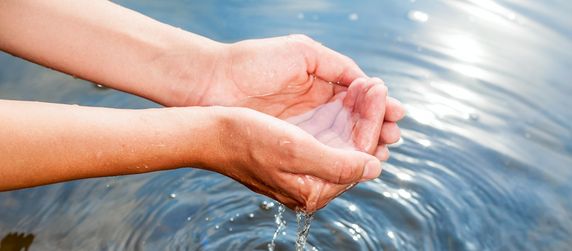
left=1, top=0, right=571, bottom=250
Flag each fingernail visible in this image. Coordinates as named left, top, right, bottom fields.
left=362, top=159, right=381, bottom=180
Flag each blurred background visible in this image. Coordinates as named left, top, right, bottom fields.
left=1, top=0, right=571, bottom=250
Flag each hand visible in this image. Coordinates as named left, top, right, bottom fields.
left=176, top=35, right=405, bottom=147
left=205, top=107, right=382, bottom=212
left=288, top=77, right=401, bottom=160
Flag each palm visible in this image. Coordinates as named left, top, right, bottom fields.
left=287, top=80, right=386, bottom=154
left=285, top=81, right=387, bottom=211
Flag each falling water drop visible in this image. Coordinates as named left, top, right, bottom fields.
left=261, top=200, right=276, bottom=211
left=268, top=205, right=286, bottom=251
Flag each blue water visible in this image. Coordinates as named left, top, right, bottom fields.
left=1, top=0, right=571, bottom=250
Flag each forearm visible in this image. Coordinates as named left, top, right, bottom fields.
left=0, top=100, right=218, bottom=191
left=0, top=0, right=221, bottom=106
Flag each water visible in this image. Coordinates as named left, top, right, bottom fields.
left=1, top=0, right=572, bottom=250
left=268, top=205, right=285, bottom=251
left=295, top=212, right=314, bottom=251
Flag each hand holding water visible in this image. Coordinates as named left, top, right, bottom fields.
left=289, top=77, right=402, bottom=159
left=207, top=107, right=382, bottom=213
left=165, top=35, right=404, bottom=146
left=207, top=77, right=402, bottom=212
left=0, top=0, right=406, bottom=213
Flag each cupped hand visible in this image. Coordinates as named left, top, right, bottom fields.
left=288, top=77, right=401, bottom=160
left=206, top=107, right=382, bottom=212
left=183, top=35, right=405, bottom=146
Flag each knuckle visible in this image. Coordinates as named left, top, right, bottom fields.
left=381, top=149, right=390, bottom=161
left=378, top=84, right=388, bottom=96
left=342, top=55, right=357, bottom=67
left=288, top=34, right=314, bottom=43
left=336, top=160, right=360, bottom=184
left=286, top=34, right=319, bottom=53
left=372, top=77, right=386, bottom=86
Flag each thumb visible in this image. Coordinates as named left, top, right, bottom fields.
left=300, top=143, right=382, bottom=184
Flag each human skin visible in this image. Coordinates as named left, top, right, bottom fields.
left=0, top=100, right=381, bottom=212
left=0, top=0, right=405, bottom=212
left=0, top=0, right=404, bottom=150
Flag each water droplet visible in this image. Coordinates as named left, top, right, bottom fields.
left=260, top=200, right=276, bottom=211
left=215, top=225, right=220, bottom=230
left=186, top=216, right=192, bottom=221
left=169, top=193, right=177, bottom=199
left=268, top=205, right=286, bottom=251
left=407, top=10, right=429, bottom=23
left=228, top=227, right=233, bottom=232
left=229, top=217, right=235, bottom=222
left=348, top=13, right=359, bottom=21
left=248, top=213, right=255, bottom=218
left=279, top=140, right=292, bottom=146
left=205, top=217, right=211, bottom=221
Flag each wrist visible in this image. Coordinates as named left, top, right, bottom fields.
left=159, top=106, right=230, bottom=169
left=151, top=32, right=228, bottom=107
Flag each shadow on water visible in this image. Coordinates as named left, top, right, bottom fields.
left=1, top=0, right=571, bottom=250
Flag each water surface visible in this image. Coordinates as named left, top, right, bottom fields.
left=1, top=0, right=571, bottom=250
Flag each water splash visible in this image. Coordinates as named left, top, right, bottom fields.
left=295, top=211, right=314, bottom=251
left=268, top=205, right=286, bottom=251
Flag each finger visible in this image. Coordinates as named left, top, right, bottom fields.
left=380, top=122, right=401, bottom=144
left=292, top=137, right=381, bottom=184
left=373, top=145, right=390, bottom=162
left=309, top=182, right=355, bottom=212
left=349, top=79, right=387, bottom=153
left=289, top=34, right=366, bottom=85
left=385, top=97, right=405, bottom=122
